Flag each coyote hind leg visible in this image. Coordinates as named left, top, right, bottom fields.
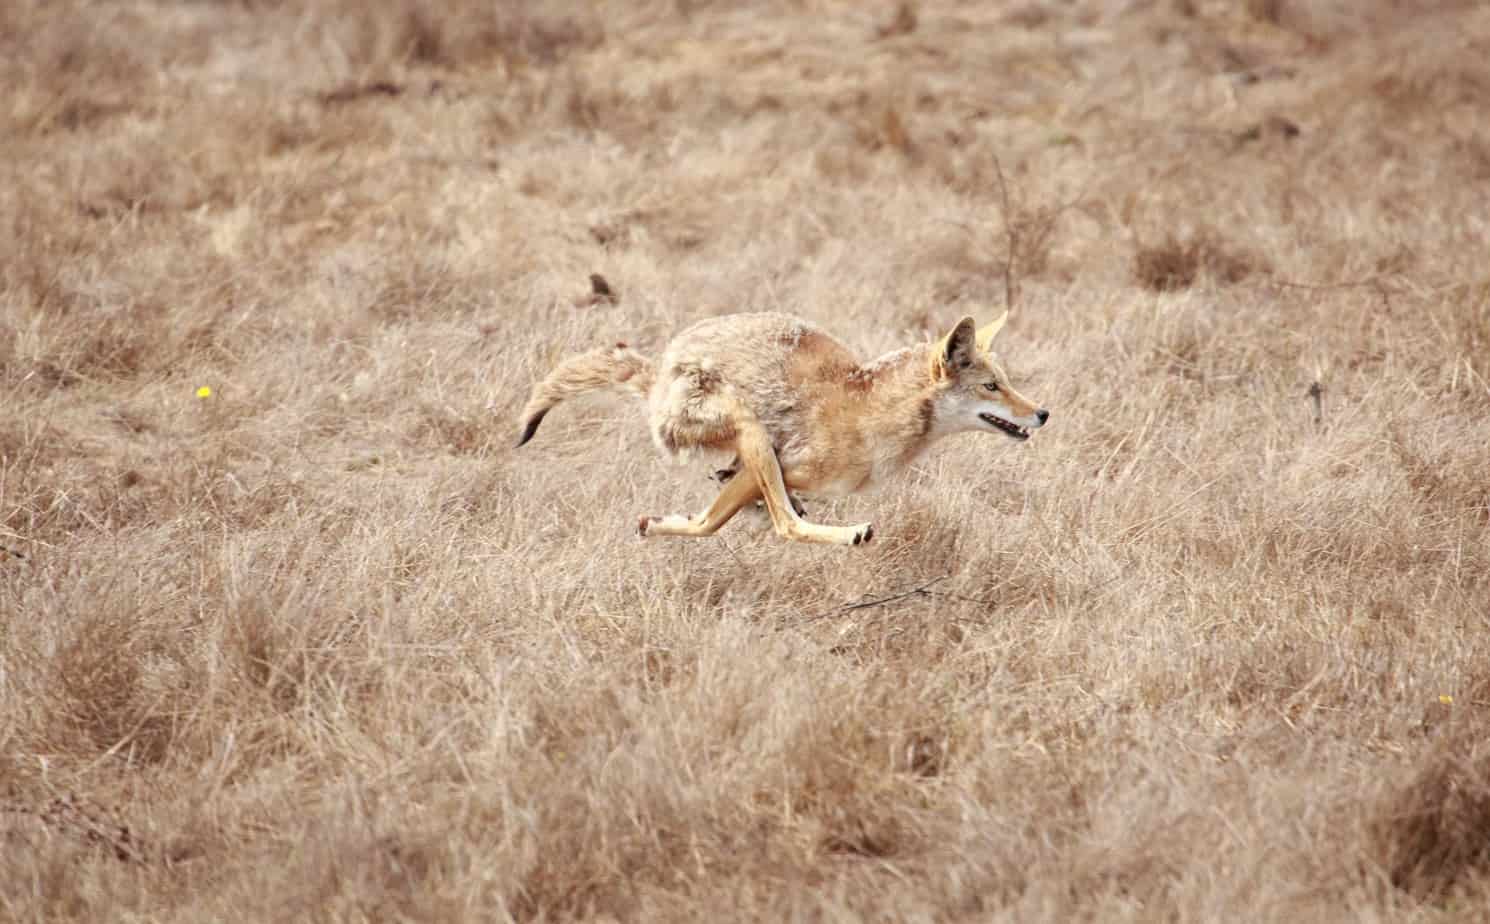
left=735, top=422, right=872, bottom=546
left=639, top=470, right=760, bottom=539
left=712, top=456, right=808, bottom=517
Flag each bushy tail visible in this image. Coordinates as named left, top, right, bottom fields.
left=516, top=343, right=655, bottom=446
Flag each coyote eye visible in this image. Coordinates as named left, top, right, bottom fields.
left=983, top=382, right=1000, bottom=393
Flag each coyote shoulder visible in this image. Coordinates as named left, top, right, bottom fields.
left=518, top=312, right=1049, bottom=546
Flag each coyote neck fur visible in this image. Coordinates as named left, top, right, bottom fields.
left=795, top=342, right=949, bottom=488
left=853, top=344, right=937, bottom=437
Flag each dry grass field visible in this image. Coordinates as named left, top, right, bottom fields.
left=4, top=0, right=1490, bottom=919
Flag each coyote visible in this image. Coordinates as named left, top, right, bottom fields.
left=517, top=312, right=1050, bottom=546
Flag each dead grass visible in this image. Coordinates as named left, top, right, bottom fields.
left=3, top=0, right=1490, bottom=920
left=1370, top=714, right=1490, bottom=903
left=1133, top=228, right=1261, bottom=292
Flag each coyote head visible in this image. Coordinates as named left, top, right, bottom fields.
left=929, top=313, right=1050, bottom=441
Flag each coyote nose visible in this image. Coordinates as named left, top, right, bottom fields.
left=1036, top=409, right=1050, bottom=425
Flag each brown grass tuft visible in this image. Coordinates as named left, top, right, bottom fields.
left=1370, top=719, right=1490, bottom=900
left=1133, top=229, right=1261, bottom=292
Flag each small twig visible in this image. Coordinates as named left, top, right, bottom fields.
left=1265, top=274, right=1386, bottom=291
left=1265, top=273, right=1397, bottom=310
left=794, top=574, right=954, bottom=625
left=922, top=589, right=1003, bottom=607
left=839, top=574, right=951, bottom=613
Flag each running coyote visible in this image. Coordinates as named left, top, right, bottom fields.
left=518, top=312, right=1050, bottom=546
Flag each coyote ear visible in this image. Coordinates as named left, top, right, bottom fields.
left=937, top=316, right=979, bottom=373
left=976, top=310, right=1008, bottom=353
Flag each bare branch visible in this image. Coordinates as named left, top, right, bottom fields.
left=795, top=575, right=953, bottom=624
left=990, top=152, right=1018, bottom=311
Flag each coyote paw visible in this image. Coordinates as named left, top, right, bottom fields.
left=851, top=523, right=874, bottom=546
left=637, top=515, right=654, bottom=538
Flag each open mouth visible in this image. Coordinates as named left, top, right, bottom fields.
left=979, top=413, right=1030, bottom=440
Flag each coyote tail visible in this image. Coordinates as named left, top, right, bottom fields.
left=516, top=342, right=655, bottom=446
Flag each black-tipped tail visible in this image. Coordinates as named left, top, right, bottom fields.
left=516, top=408, right=549, bottom=447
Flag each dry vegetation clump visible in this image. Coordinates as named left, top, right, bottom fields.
left=3, top=0, right=1490, bottom=920
left=1368, top=714, right=1490, bottom=904
left=1132, top=228, right=1262, bottom=292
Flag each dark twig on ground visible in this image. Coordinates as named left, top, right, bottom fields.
left=1264, top=272, right=1398, bottom=310
left=797, top=574, right=1011, bottom=625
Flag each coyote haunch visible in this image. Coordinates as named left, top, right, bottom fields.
left=518, top=312, right=1050, bottom=546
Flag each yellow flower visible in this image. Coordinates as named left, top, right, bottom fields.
left=196, top=386, right=212, bottom=398
left=1439, top=694, right=1453, bottom=705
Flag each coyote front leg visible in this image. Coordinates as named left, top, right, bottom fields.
left=735, top=422, right=873, bottom=546
left=638, top=469, right=761, bottom=539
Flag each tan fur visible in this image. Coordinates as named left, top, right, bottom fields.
left=518, top=312, right=1050, bottom=546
